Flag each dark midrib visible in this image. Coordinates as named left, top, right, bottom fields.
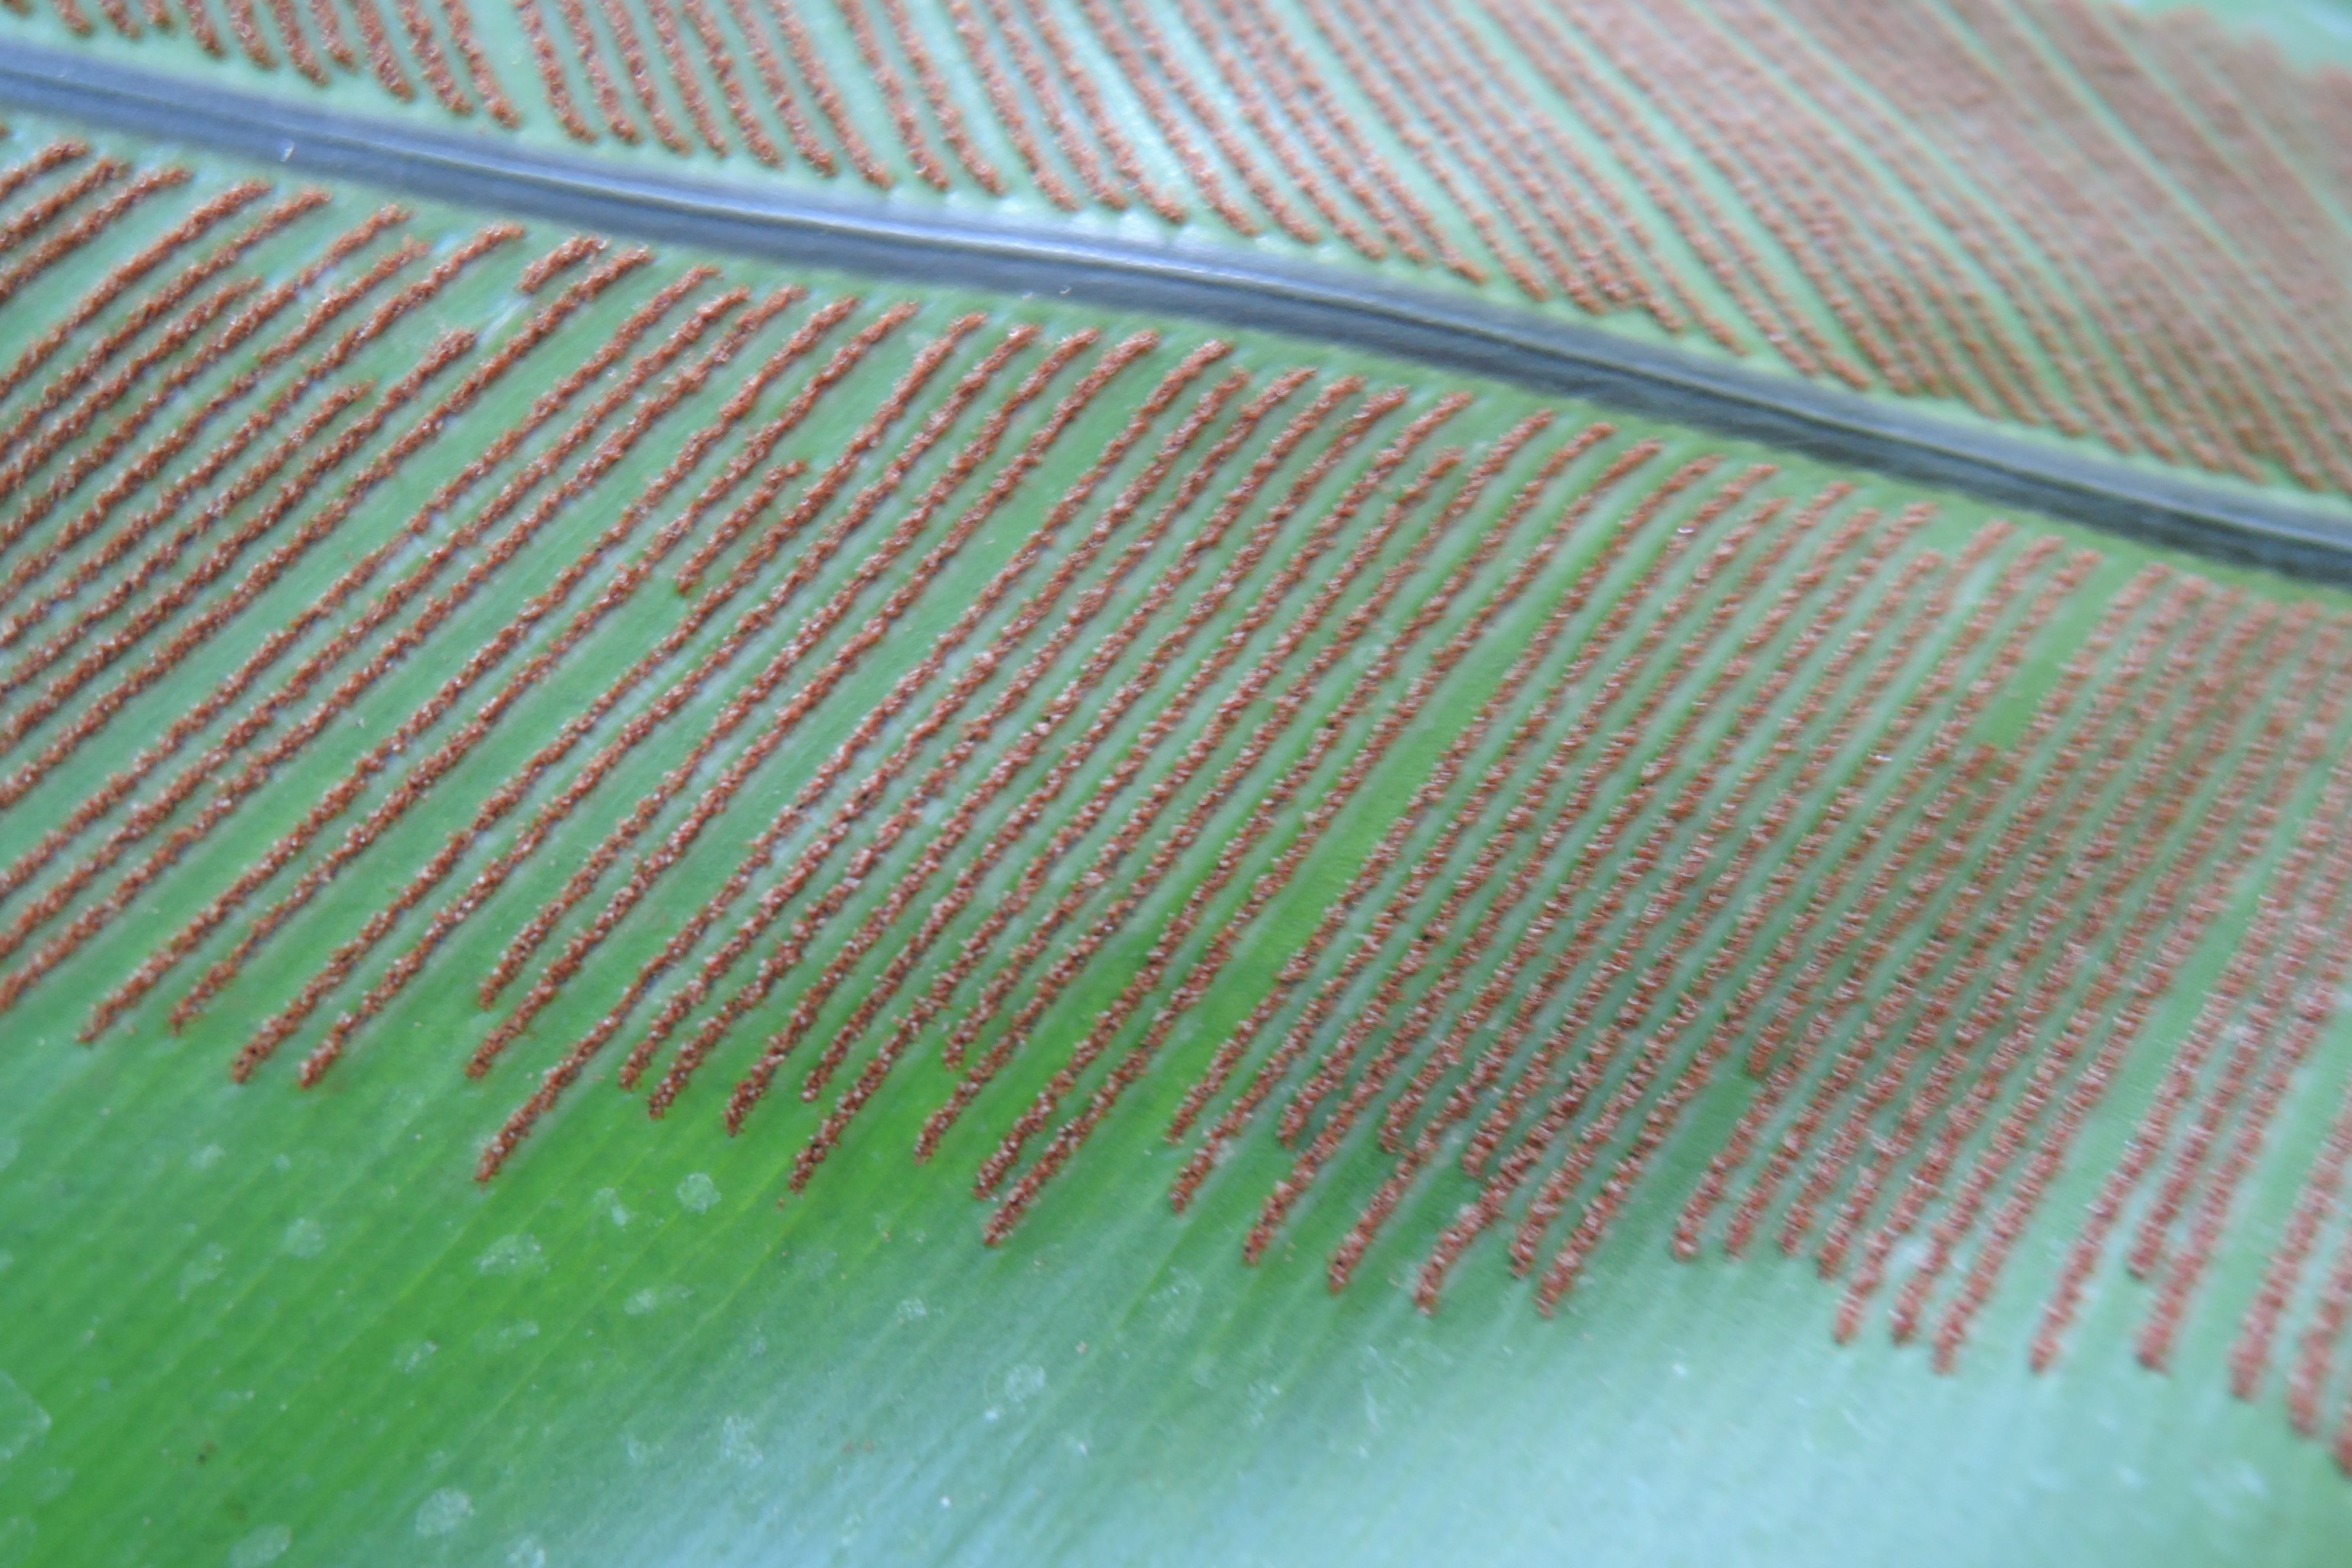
left=6, top=43, right=2352, bottom=581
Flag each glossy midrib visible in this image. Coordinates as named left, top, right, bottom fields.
left=4, top=39, right=2352, bottom=581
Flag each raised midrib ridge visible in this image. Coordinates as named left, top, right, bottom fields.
left=7, top=40, right=2352, bottom=582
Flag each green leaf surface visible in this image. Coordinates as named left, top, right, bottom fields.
left=3, top=4, right=2352, bottom=1565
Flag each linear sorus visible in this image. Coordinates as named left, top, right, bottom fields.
left=652, top=372, right=1361, bottom=1128
left=218, top=288, right=926, bottom=1067
left=1398, top=519, right=1938, bottom=1300
left=2301, top=1217, right=2352, bottom=1459
left=583, top=343, right=1235, bottom=1108
left=11, top=106, right=2352, bottom=1514
left=1972, top=637, right=2352, bottom=1379
left=0, top=236, right=606, bottom=877
left=1507, top=551, right=1954, bottom=1306
left=1084, top=0, right=1311, bottom=241
left=1164, top=446, right=1713, bottom=1204
left=91, top=270, right=754, bottom=963
left=0, top=318, right=479, bottom=770
left=0, top=246, right=637, bottom=994
left=1273, top=479, right=1801, bottom=1151
left=962, top=422, right=1479, bottom=1201
left=2128, top=757, right=2352, bottom=1376
left=0, top=153, right=125, bottom=252
left=1825, top=599, right=2293, bottom=1341
left=1256, top=489, right=1796, bottom=1193
left=1193, top=0, right=1434, bottom=266
left=1486, top=554, right=2098, bottom=1316
left=2122, top=690, right=2342, bottom=1291
left=0, top=335, right=487, bottom=997
left=1734, top=544, right=2141, bottom=1089
left=974, top=416, right=1573, bottom=1234
left=1409, top=505, right=1918, bottom=1221
left=470, top=312, right=1023, bottom=1027
left=17, top=4, right=2352, bottom=495
left=1364, top=494, right=1903, bottom=1172
left=1255, top=498, right=1831, bottom=1260
left=260, top=292, right=885, bottom=1076
left=259, top=294, right=872, bottom=1077
left=1411, top=8, right=1672, bottom=315
left=1430, top=522, right=1966, bottom=1194
left=461, top=328, right=1131, bottom=1086
left=1355, top=0, right=1619, bottom=303
left=482, top=369, right=1368, bottom=1176
left=2031, top=4, right=2352, bottom=485
left=0, top=177, right=272, bottom=409
left=1889, top=2, right=2333, bottom=473
left=1804, top=589, right=2259, bottom=1225
left=120, top=277, right=761, bottom=1037
left=0, top=181, right=308, bottom=491
left=692, top=375, right=1404, bottom=1138
left=0, top=174, right=266, bottom=409
left=1530, top=5, right=1874, bottom=377
left=1665, top=534, right=2079, bottom=1256
left=1159, top=441, right=1642, bottom=1155
left=626, top=332, right=1167, bottom=1063
left=0, top=166, right=196, bottom=313
left=0, top=140, right=85, bottom=209
left=829, top=419, right=1474, bottom=1152
left=1914, top=639, right=2335, bottom=1366
left=0, top=218, right=525, bottom=736
left=129, top=288, right=898, bottom=1001
left=2227, top=782, right=2352, bottom=1404
left=910, top=391, right=1458, bottom=1164
left=1161, top=0, right=1383, bottom=256
left=1301, top=0, right=1549, bottom=301
left=0, top=207, right=414, bottom=620
left=945, top=0, right=1084, bottom=211
left=2031, top=649, right=2352, bottom=1367
left=652, top=363, right=1306, bottom=1140
left=0, top=189, right=336, bottom=551
left=1732, top=580, right=2217, bottom=1274
left=2237, top=1047, right=2352, bottom=1406
left=448, top=312, right=1011, bottom=1074
left=197, top=289, right=813, bottom=1056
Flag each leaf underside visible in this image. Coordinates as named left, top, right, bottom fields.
left=1, top=2, right=2351, bottom=1564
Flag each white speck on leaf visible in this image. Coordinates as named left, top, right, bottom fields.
left=178, top=1243, right=229, bottom=1300
left=473, top=1322, right=539, bottom=1355
left=228, top=1524, right=290, bottom=1567
left=1001, top=1364, right=1046, bottom=1406
left=721, top=1415, right=761, bottom=1468
left=476, top=1234, right=544, bottom=1276
left=677, top=1172, right=720, bottom=1213
left=1148, top=1272, right=1202, bottom=1333
left=0, top=1372, right=50, bottom=1463
left=415, top=1488, right=472, bottom=1537
left=281, top=1220, right=325, bottom=1259
left=625, top=1285, right=689, bottom=1316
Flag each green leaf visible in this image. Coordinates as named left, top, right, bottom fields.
left=4, top=2, right=2352, bottom=1563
